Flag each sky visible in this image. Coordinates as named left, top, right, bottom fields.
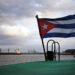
left=0, top=0, right=75, bottom=52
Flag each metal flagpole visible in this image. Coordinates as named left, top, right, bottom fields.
left=36, top=15, right=47, bottom=61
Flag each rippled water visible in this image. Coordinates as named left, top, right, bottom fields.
left=0, top=54, right=75, bottom=66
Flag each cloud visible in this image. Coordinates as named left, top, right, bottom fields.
left=0, top=0, right=75, bottom=25
left=35, top=0, right=75, bottom=17
left=0, top=25, right=30, bottom=37
left=0, top=0, right=31, bottom=24
left=0, top=20, right=42, bottom=50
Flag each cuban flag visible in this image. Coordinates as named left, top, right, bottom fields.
left=37, top=14, right=75, bottom=38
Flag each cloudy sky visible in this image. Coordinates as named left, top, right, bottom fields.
left=0, top=0, right=75, bottom=52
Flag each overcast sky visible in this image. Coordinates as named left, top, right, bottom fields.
left=0, top=0, right=75, bottom=52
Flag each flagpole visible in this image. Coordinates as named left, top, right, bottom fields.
left=36, top=15, right=47, bottom=61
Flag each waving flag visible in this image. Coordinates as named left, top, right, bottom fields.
left=37, top=14, right=75, bottom=38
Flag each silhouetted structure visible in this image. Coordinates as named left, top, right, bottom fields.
left=0, top=48, right=1, bottom=53
left=64, top=49, right=75, bottom=54
left=8, top=48, right=10, bottom=53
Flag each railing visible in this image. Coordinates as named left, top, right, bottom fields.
left=46, top=39, right=60, bottom=61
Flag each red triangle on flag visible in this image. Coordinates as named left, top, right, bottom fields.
left=38, top=19, right=56, bottom=37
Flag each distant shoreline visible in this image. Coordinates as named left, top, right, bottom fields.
left=0, top=53, right=44, bottom=55
left=0, top=53, right=75, bottom=55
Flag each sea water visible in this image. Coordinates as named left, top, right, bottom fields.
left=0, top=54, right=75, bottom=66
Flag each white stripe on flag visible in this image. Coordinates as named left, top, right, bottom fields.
left=48, top=19, right=75, bottom=24
left=47, top=28, right=75, bottom=34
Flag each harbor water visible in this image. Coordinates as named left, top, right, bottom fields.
left=0, top=54, right=75, bottom=66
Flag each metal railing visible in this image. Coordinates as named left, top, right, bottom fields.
left=46, top=39, right=60, bottom=61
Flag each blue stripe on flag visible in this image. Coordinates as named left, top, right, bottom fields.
left=42, top=33, right=75, bottom=38
left=56, top=24, right=75, bottom=29
left=41, top=14, right=75, bottom=21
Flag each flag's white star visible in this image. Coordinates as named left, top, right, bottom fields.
left=42, top=24, right=48, bottom=30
